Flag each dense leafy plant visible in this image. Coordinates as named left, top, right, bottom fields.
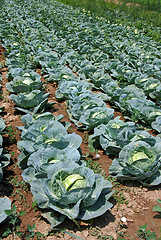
left=26, top=161, right=114, bottom=227
left=17, top=117, right=82, bottom=169
left=67, top=91, right=114, bottom=130
left=55, top=80, right=91, bottom=100
left=10, top=90, right=51, bottom=114
left=6, top=76, right=43, bottom=93
left=88, top=117, right=137, bottom=155
left=136, top=224, right=157, bottom=240
left=152, top=199, right=161, bottom=216
left=21, top=146, right=83, bottom=182
left=109, top=139, right=161, bottom=186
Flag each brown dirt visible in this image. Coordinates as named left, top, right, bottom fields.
left=0, top=45, right=161, bottom=240
left=105, top=0, right=141, bottom=8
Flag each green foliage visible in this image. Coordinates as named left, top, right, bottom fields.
left=26, top=224, right=45, bottom=239
left=28, top=161, right=113, bottom=227
left=6, top=125, right=18, bottom=143
left=153, top=199, right=161, bottom=216
left=136, top=224, right=157, bottom=240
left=109, top=139, right=161, bottom=187
left=2, top=204, right=26, bottom=239
left=58, top=0, right=161, bottom=42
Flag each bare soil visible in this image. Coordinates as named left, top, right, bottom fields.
left=0, top=45, right=161, bottom=240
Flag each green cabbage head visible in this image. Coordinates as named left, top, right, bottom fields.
left=109, top=140, right=161, bottom=186
left=30, top=161, right=114, bottom=227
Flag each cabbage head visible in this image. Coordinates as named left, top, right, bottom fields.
left=109, top=140, right=161, bottom=186
left=6, top=76, right=43, bottom=93
left=88, top=117, right=136, bottom=155
left=30, top=161, right=114, bottom=227
left=10, top=90, right=49, bottom=108
left=21, top=147, right=82, bottom=182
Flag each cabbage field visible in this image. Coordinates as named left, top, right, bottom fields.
left=0, top=0, right=161, bottom=239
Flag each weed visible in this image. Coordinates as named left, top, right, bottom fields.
left=10, top=176, right=29, bottom=205
left=136, top=224, right=157, bottom=239
left=26, top=224, right=45, bottom=239
left=152, top=199, right=161, bottom=217
left=6, top=125, right=18, bottom=143
left=85, top=158, right=104, bottom=175
left=11, top=151, right=16, bottom=158
left=113, top=189, right=128, bottom=207
left=31, top=200, right=39, bottom=212
left=2, top=204, right=26, bottom=239
left=88, top=226, right=114, bottom=239
left=68, top=126, right=73, bottom=133
left=83, top=132, right=88, bottom=143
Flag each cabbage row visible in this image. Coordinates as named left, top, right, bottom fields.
left=0, top=0, right=161, bottom=132
left=89, top=117, right=161, bottom=186
left=16, top=113, right=113, bottom=227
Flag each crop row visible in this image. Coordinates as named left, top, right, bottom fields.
left=1, top=0, right=161, bottom=130
left=0, top=0, right=161, bottom=229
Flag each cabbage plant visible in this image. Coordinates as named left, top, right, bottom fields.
left=126, top=99, right=161, bottom=123
left=7, top=68, right=41, bottom=81
left=113, top=85, right=146, bottom=111
left=10, top=90, right=51, bottom=114
left=109, top=140, right=161, bottom=186
left=17, top=119, right=82, bottom=169
left=6, top=76, right=43, bottom=93
left=77, top=107, right=114, bottom=130
left=28, top=161, right=114, bottom=227
left=55, top=80, right=91, bottom=100
left=67, top=90, right=114, bottom=130
left=18, top=113, right=70, bottom=132
left=88, top=117, right=137, bottom=155
left=21, top=147, right=83, bottom=182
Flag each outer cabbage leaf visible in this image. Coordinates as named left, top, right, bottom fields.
left=0, top=154, right=11, bottom=182
left=17, top=120, right=82, bottom=169
left=0, top=118, right=6, bottom=133
left=55, top=80, right=91, bottom=100
left=152, top=116, right=161, bottom=133
left=19, top=113, right=70, bottom=132
left=0, top=198, right=11, bottom=223
left=150, top=84, right=161, bottom=101
left=27, top=147, right=81, bottom=173
left=7, top=68, right=41, bottom=81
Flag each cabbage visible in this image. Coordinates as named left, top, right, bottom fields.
left=29, top=161, right=114, bottom=227
left=109, top=140, right=161, bottom=186
left=63, top=174, right=87, bottom=191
